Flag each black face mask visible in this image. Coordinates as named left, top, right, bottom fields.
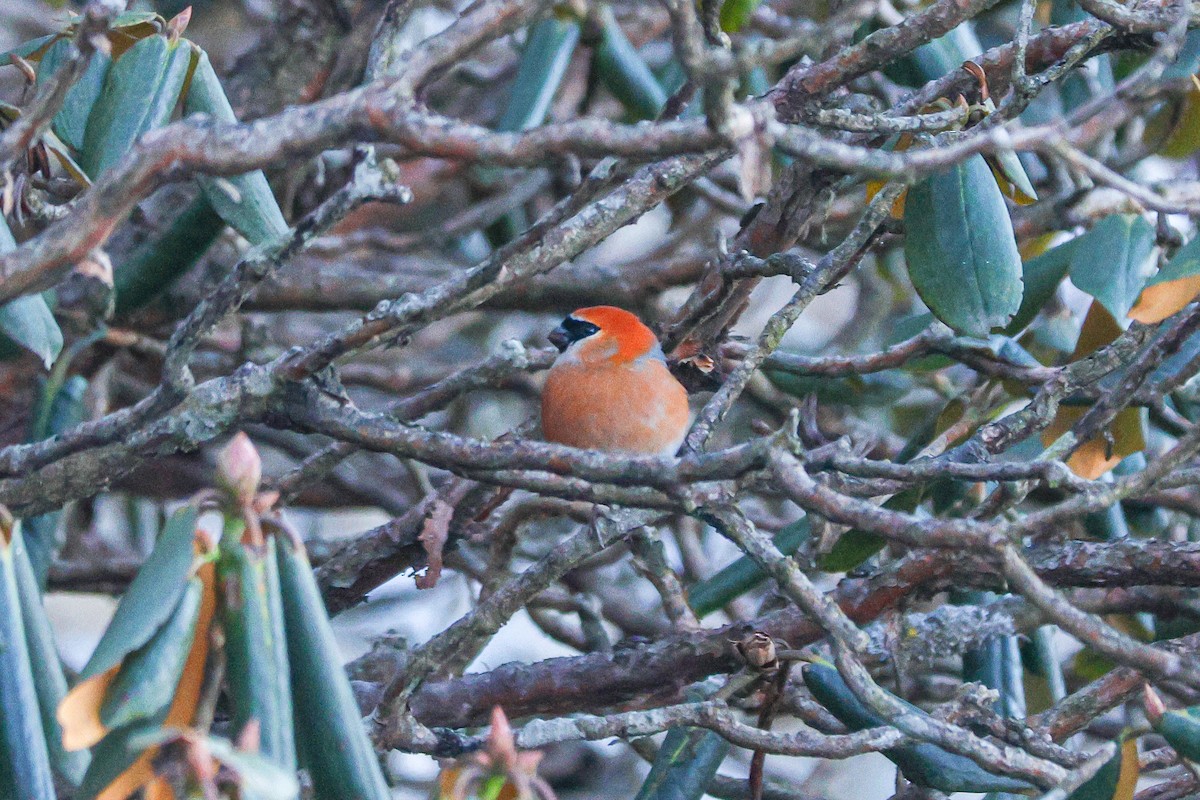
left=548, top=316, right=600, bottom=352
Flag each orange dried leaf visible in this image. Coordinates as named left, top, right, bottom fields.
left=1043, top=405, right=1144, bottom=480
left=88, top=562, right=215, bottom=800
left=1115, top=737, right=1140, bottom=800
left=95, top=750, right=156, bottom=800
left=866, top=181, right=906, bottom=218
left=142, top=775, right=176, bottom=800
left=1072, top=301, right=1123, bottom=360
left=57, top=666, right=118, bottom=751
left=1129, top=273, right=1200, bottom=324
left=1041, top=302, right=1144, bottom=478
left=165, top=560, right=217, bottom=728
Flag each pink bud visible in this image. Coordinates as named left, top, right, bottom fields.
left=487, top=706, right=519, bottom=770
left=216, top=432, right=261, bottom=503
left=1144, top=684, right=1166, bottom=725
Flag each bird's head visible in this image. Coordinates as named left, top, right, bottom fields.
left=548, top=306, right=662, bottom=366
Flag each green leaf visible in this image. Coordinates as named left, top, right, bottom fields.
left=1146, top=234, right=1200, bottom=289
left=987, top=149, right=1038, bottom=204
left=904, top=154, right=1023, bottom=336
left=594, top=7, right=667, bottom=121
left=219, top=528, right=295, bottom=773
left=36, top=38, right=112, bottom=152
left=276, top=536, right=389, bottom=800
left=1068, top=738, right=1137, bottom=800
left=496, top=16, right=580, bottom=132
left=1165, top=29, right=1200, bottom=79
left=802, top=661, right=1032, bottom=793
left=957, top=591, right=1025, bottom=719
left=10, top=526, right=89, bottom=787
left=0, top=34, right=60, bottom=67
left=688, top=517, right=809, bottom=617
left=114, top=193, right=225, bottom=314
left=1068, top=214, right=1156, bottom=322
left=22, top=375, right=87, bottom=587
left=1155, top=705, right=1200, bottom=762
left=183, top=50, right=288, bottom=245
left=0, top=295, right=63, bottom=370
left=80, top=34, right=192, bottom=178
left=633, top=726, right=730, bottom=800
left=0, top=535, right=57, bottom=800
left=79, top=505, right=199, bottom=681
left=77, top=718, right=163, bottom=800
left=99, top=577, right=202, bottom=730
left=1021, top=626, right=1067, bottom=708
left=1004, top=236, right=1077, bottom=334
left=1129, top=233, right=1200, bottom=323
left=820, top=489, right=920, bottom=572
left=885, top=23, right=981, bottom=86
left=719, top=0, right=762, bottom=32
left=764, top=370, right=913, bottom=406
left=0, top=213, right=61, bottom=369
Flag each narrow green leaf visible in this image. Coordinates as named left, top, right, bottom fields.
left=114, top=193, right=225, bottom=314
left=496, top=16, right=580, bottom=132
left=1076, top=738, right=1138, bottom=800
left=220, top=528, right=295, bottom=773
left=1067, top=214, right=1156, bottom=322
left=688, top=517, right=809, bottom=617
left=11, top=526, right=89, bottom=786
left=913, top=24, right=981, bottom=81
left=594, top=7, right=667, bottom=121
left=1155, top=706, right=1200, bottom=761
left=99, top=577, right=202, bottom=730
left=0, top=34, right=60, bottom=67
left=988, top=149, right=1038, bottom=204
left=886, top=23, right=981, bottom=86
left=80, top=505, right=199, bottom=681
left=0, top=537, right=56, bottom=800
left=183, top=50, right=287, bottom=245
left=957, top=591, right=1024, bottom=720
left=820, top=489, right=920, bottom=572
left=23, top=375, right=87, bottom=587
left=276, top=536, right=389, bottom=800
left=36, top=38, right=112, bottom=152
left=77, top=718, right=163, bottom=800
left=80, top=34, right=190, bottom=178
left=764, top=370, right=913, bottom=406
left=802, top=661, right=1032, bottom=793
left=904, top=154, right=1024, bottom=336
left=633, top=726, right=729, bottom=800
left=1021, top=626, right=1067, bottom=708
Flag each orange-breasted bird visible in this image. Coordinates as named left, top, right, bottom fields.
left=541, top=306, right=690, bottom=456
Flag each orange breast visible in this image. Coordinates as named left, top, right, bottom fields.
left=541, top=358, right=689, bottom=456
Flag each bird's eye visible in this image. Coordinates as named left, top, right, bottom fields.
left=549, top=316, right=601, bottom=352
left=560, top=317, right=600, bottom=341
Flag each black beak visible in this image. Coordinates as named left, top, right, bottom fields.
left=548, top=325, right=570, bottom=352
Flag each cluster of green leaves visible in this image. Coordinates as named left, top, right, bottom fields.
left=3, top=12, right=292, bottom=594
left=1, top=499, right=387, bottom=800
left=0, top=11, right=286, bottom=369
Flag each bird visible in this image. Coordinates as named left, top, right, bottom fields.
left=541, top=306, right=689, bottom=456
